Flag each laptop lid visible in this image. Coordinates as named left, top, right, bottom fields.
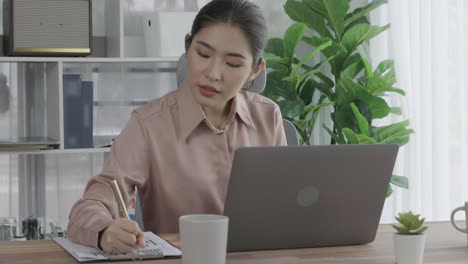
left=224, top=144, right=399, bottom=252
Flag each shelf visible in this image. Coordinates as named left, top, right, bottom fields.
left=0, top=57, right=180, bottom=63
left=94, top=100, right=148, bottom=106
left=0, top=148, right=111, bottom=155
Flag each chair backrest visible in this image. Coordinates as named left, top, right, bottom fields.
left=283, top=119, right=299, bottom=146
left=134, top=189, right=144, bottom=230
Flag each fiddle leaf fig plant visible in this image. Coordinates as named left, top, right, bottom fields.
left=262, top=0, right=413, bottom=197
left=262, top=22, right=334, bottom=145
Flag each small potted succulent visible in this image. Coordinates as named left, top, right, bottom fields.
left=392, top=211, right=428, bottom=264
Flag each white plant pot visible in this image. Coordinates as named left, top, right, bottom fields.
left=393, top=233, right=426, bottom=264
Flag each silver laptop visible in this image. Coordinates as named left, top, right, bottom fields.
left=224, top=144, right=399, bottom=251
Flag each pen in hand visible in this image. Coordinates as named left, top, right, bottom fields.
left=110, top=179, right=130, bottom=219
left=100, top=179, right=145, bottom=253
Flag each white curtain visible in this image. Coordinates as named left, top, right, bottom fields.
left=371, top=0, right=468, bottom=222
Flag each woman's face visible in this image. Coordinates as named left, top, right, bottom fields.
left=186, top=23, right=263, bottom=113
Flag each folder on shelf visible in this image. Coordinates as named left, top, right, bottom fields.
left=93, top=135, right=115, bottom=148
left=0, top=136, right=59, bottom=150
left=54, top=231, right=181, bottom=262
left=63, top=74, right=94, bottom=149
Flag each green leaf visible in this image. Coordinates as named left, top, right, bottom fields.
left=350, top=103, right=370, bottom=136
left=391, top=175, right=409, bottom=189
left=374, top=59, right=394, bottom=76
left=305, top=0, right=349, bottom=36
left=311, top=37, right=348, bottom=76
left=373, top=120, right=413, bottom=145
left=367, top=77, right=405, bottom=96
left=295, top=70, right=321, bottom=90
left=303, top=0, right=328, bottom=19
left=359, top=52, right=373, bottom=79
left=265, top=38, right=285, bottom=58
left=322, top=0, right=349, bottom=35
left=342, top=53, right=364, bottom=78
left=392, top=224, right=411, bottom=234
left=323, top=124, right=345, bottom=144
left=374, top=60, right=397, bottom=85
left=307, top=79, right=333, bottom=100
left=284, top=23, right=308, bottom=62
left=342, top=128, right=377, bottom=144
left=292, top=39, right=332, bottom=76
left=336, top=77, right=391, bottom=120
left=343, top=14, right=369, bottom=36
left=315, top=72, right=335, bottom=89
left=354, top=100, right=372, bottom=124
left=342, top=128, right=359, bottom=144
left=304, top=101, right=332, bottom=115
left=334, top=107, right=357, bottom=131
left=390, top=107, right=402, bottom=115
left=303, top=5, right=333, bottom=38
left=415, top=226, right=428, bottom=234
left=342, top=24, right=390, bottom=54
left=387, top=185, right=393, bottom=197
left=365, top=96, right=391, bottom=119
left=344, top=0, right=387, bottom=28
left=394, top=212, right=428, bottom=234
left=299, top=80, right=316, bottom=105
left=264, top=52, right=289, bottom=73
left=292, top=119, right=310, bottom=144
left=284, top=0, right=305, bottom=23
left=284, top=0, right=333, bottom=38
left=265, top=71, right=295, bottom=99
left=336, top=76, right=366, bottom=106
left=279, top=99, right=306, bottom=119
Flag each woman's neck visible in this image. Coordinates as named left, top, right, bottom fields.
left=202, top=100, right=233, bottom=129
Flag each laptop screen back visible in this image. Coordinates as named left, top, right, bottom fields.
left=223, top=144, right=398, bottom=251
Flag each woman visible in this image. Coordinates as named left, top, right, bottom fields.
left=68, top=0, right=286, bottom=254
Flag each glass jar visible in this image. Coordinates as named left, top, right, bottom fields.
left=22, top=217, right=46, bottom=240
left=0, top=217, right=17, bottom=241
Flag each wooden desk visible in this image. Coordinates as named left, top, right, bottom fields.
left=1, top=221, right=467, bottom=264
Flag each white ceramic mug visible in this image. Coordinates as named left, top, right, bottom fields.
left=451, top=201, right=468, bottom=246
left=179, top=214, right=229, bottom=264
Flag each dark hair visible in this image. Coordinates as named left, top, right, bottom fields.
left=189, top=0, right=267, bottom=66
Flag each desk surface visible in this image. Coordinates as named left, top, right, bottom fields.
left=1, top=221, right=467, bottom=264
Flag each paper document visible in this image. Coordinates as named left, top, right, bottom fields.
left=54, top=231, right=181, bottom=262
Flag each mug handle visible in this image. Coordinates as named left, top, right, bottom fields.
left=451, top=206, right=467, bottom=233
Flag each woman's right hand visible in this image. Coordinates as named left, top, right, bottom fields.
left=99, top=218, right=146, bottom=254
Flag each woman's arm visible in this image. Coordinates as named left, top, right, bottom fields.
left=67, top=112, right=151, bottom=249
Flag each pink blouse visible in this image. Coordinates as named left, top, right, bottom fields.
left=67, top=81, right=287, bottom=248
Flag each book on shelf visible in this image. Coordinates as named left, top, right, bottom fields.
left=63, top=74, right=94, bottom=149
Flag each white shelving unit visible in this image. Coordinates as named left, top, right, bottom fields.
left=0, top=57, right=179, bottom=63
left=0, top=0, right=196, bottom=230
left=0, top=0, right=185, bottom=154
left=0, top=147, right=111, bottom=155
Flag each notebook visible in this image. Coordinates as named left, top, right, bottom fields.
left=54, top=231, right=181, bottom=262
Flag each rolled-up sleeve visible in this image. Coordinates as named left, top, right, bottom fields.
left=67, top=111, right=150, bottom=248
